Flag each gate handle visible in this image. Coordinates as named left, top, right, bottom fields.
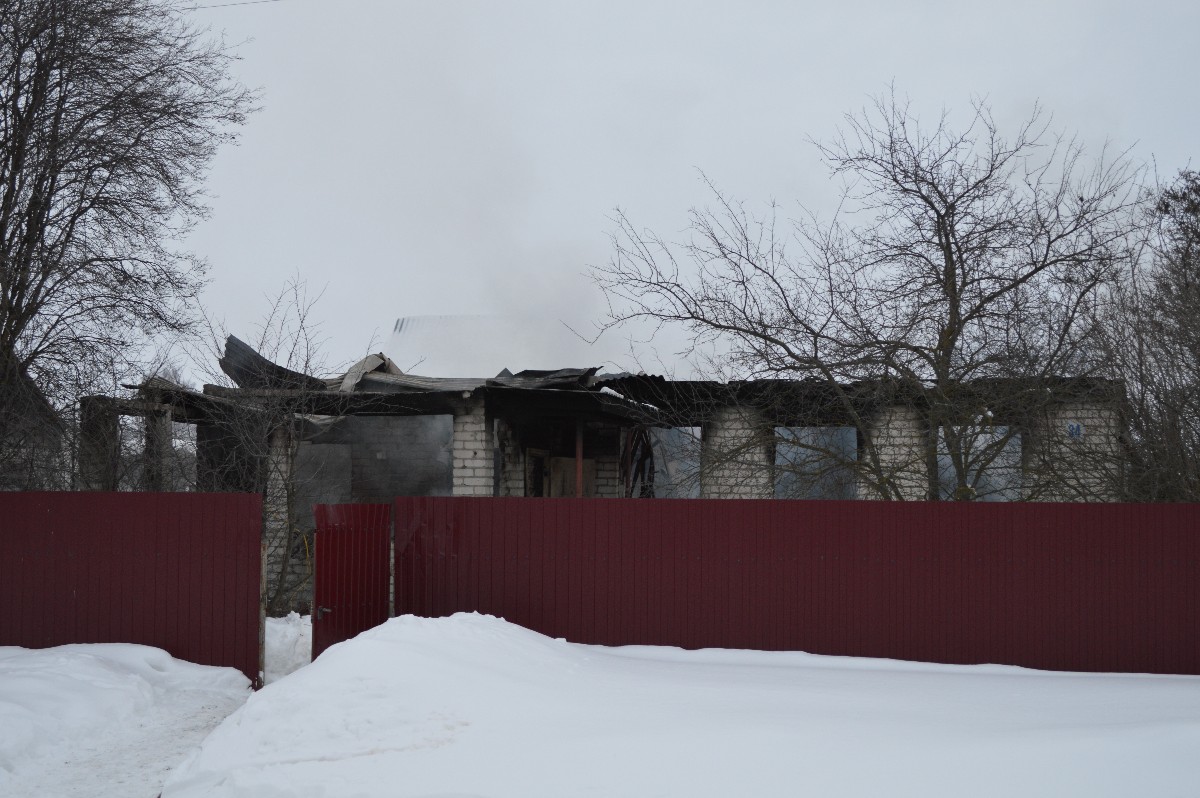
left=316, top=606, right=334, bottom=621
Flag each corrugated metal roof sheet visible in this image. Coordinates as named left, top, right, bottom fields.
left=220, top=335, right=327, bottom=391
left=353, top=372, right=489, bottom=394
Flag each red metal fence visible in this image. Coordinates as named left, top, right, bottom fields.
left=0, top=492, right=262, bottom=684
left=312, top=503, right=392, bottom=660
left=393, top=497, right=1200, bottom=675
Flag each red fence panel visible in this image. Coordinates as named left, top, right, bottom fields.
left=393, top=497, right=1200, bottom=675
left=312, top=503, right=392, bottom=660
left=0, top=492, right=262, bottom=684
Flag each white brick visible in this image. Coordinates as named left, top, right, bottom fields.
left=858, top=406, right=927, bottom=501
left=700, top=406, right=773, bottom=499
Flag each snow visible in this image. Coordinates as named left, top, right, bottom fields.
left=5, top=612, right=1198, bottom=797
left=0, top=613, right=315, bottom=797
left=0, top=615, right=312, bottom=797
left=263, top=612, right=312, bottom=685
left=164, top=613, right=1200, bottom=798
left=0, top=644, right=250, bottom=798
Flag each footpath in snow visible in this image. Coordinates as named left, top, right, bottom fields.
left=0, top=644, right=250, bottom=798
left=164, top=612, right=1200, bottom=798
left=0, top=614, right=312, bottom=798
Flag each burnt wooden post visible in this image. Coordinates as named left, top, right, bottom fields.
left=142, top=403, right=173, bottom=491
left=575, top=420, right=584, bottom=498
left=78, top=396, right=120, bottom=491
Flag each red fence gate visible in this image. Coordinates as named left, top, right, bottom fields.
left=0, top=492, right=262, bottom=684
left=312, top=504, right=392, bottom=660
left=392, top=497, right=1200, bottom=675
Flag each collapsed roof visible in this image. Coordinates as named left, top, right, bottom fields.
left=135, top=336, right=1124, bottom=430
left=178, top=336, right=659, bottom=425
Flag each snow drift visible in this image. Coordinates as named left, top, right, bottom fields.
left=164, top=612, right=1200, bottom=798
left=264, top=612, right=312, bottom=685
left=0, top=643, right=249, bottom=796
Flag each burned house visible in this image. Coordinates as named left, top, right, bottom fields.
left=605, top=375, right=1127, bottom=504
left=79, top=337, right=667, bottom=610
left=78, top=337, right=1127, bottom=611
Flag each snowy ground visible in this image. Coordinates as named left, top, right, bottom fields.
left=6, top=614, right=1200, bottom=797
left=0, top=614, right=312, bottom=797
left=163, top=613, right=1200, bottom=798
left=0, top=644, right=250, bottom=798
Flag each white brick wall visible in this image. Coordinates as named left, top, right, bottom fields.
left=452, top=399, right=494, bottom=496
left=860, top=406, right=929, bottom=501
left=700, top=406, right=774, bottom=499
left=263, top=426, right=314, bottom=609
left=1022, top=401, right=1122, bottom=501
left=594, top=455, right=621, bottom=498
left=262, top=425, right=293, bottom=572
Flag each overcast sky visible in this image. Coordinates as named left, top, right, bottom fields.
left=182, top=0, right=1198, bottom=378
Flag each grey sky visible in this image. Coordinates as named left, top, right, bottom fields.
left=183, top=0, right=1198, bottom=377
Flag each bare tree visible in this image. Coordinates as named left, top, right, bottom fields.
left=596, top=91, right=1140, bottom=500
left=0, top=0, right=254, bottom=483
left=1103, top=170, right=1200, bottom=500
left=189, top=278, right=334, bottom=615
